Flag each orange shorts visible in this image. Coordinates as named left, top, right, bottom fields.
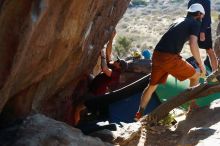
left=150, top=50, right=196, bottom=85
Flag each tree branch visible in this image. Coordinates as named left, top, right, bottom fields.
left=141, top=70, right=220, bottom=125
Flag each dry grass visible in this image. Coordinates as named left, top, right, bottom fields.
left=116, top=1, right=220, bottom=58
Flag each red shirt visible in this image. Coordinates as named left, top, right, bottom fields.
left=90, top=69, right=121, bottom=96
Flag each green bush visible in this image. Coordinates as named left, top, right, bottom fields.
left=131, top=0, right=148, bottom=6
left=113, top=36, right=133, bottom=57
left=171, top=0, right=182, bottom=3
left=158, top=113, right=177, bottom=126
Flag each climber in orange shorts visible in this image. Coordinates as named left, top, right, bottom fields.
left=135, top=3, right=207, bottom=120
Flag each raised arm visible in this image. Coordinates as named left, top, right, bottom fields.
left=106, top=29, right=116, bottom=62
left=101, top=49, right=112, bottom=77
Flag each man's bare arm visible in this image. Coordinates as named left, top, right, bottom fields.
left=101, top=49, right=112, bottom=77
left=189, top=35, right=206, bottom=75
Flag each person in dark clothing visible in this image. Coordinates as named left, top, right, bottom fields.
left=89, top=59, right=124, bottom=96
left=87, top=54, right=127, bottom=119
left=188, top=0, right=218, bottom=71
left=135, top=3, right=206, bottom=120
left=71, top=29, right=120, bottom=125
left=90, top=28, right=127, bottom=96
left=86, top=28, right=128, bottom=119
left=76, top=29, right=128, bottom=123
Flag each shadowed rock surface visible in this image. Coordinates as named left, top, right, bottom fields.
left=215, top=17, right=220, bottom=58
left=0, top=114, right=113, bottom=146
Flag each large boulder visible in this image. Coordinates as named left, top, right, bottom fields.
left=214, top=16, right=220, bottom=58
left=0, top=114, right=112, bottom=146
left=214, top=36, right=220, bottom=58
left=0, top=0, right=130, bottom=125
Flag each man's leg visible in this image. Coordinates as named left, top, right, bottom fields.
left=188, top=71, right=200, bottom=87
left=169, top=57, right=200, bottom=111
left=135, top=84, right=158, bottom=120
left=188, top=71, right=200, bottom=111
left=206, top=48, right=218, bottom=72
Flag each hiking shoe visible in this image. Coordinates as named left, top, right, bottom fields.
left=134, top=112, right=142, bottom=121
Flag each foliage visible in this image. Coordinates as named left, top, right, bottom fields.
left=113, top=36, right=133, bottom=57
left=158, top=113, right=177, bottom=126
left=170, top=0, right=182, bottom=3
left=212, top=11, right=220, bottom=21
left=131, top=0, right=148, bottom=6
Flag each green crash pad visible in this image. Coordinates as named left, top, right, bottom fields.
left=156, top=75, right=220, bottom=110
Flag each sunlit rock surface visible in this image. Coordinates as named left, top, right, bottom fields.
left=0, top=0, right=130, bottom=124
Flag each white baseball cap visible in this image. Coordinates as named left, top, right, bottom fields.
left=187, top=3, right=205, bottom=15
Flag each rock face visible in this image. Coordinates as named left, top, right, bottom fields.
left=0, top=114, right=113, bottom=146
left=90, top=122, right=141, bottom=145
left=215, top=36, right=220, bottom=58
left=0, top=0, right=130, bottom=125
left=214, top=17, right=220, bottom=58
left=117, top=59, right=151, bottom=89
